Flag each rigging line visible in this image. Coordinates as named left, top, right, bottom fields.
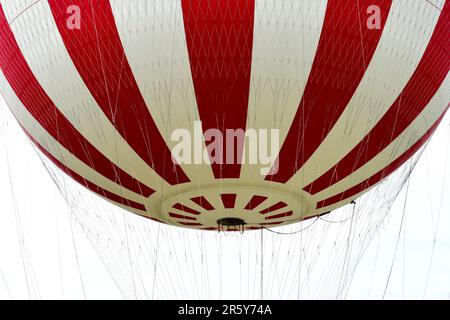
left=67, top=203, right=88, bottom=299
left=130, top=222, right=153, bottom=298
left=205, top=233, right=211, bottom=299
left=260, top=228, right=264, bottom=300
left=318, top=220, right=343, bottom=296
left=290, top=218, right=326, bottom=299
left=267, top=232, right=282, bottom=298
left=37, top=154, right=87, bottom=299
left=122, top=213, right=137, bottom=299
left=337, top=202, right=357, bottom=299
left=318, top=209, right=347, bottom=296
left=57, top=175, right=128, bottom=297
left=275, top=229, right=297, bottom=298
left=53, top=188, right=65, bottom=299
left=155, top=230, right=173, bottom=299
left=131, top=227, right=150, bottom=300
left=151, top=224, right=161, bottom=300
left=180, top=230, right=200, bottom=299
left=343, top=206, right=373, bottom=299
left=402, top=207, right=406, bottom=300
left=199, top=232, right=208, bottom=299
left=2, top=117, right=32, bottom=299
left=7, top=0, right=42, bottom=25
left=297, top=227, right=303, bottom=299
left=252, top=231, right=258, bottom=298
left=424, top=0, right=443, bottom=12
left=291, top=233, right=306, bottom=298
left=319, top=205, right=357, bottom=223
left=186, top=231, right=201, bottom=299
left=273, top=233, right=286, bottom=299
left=335, top=209, right=366, bottom=298
left=286, top=220, right=314, bottom=297
left=0, top=265, right=12, bottom=299
left=382, top=163, right=413, bottom=299
left=247, top=231, right=251, bottom=299
left=366, top=234, right=381, bottom=299
left=423, top=123, right=450, bottom=298
left=168, top=230, right=189, bottom=299
left=219, top=234, right=222, bottom=299
left=261, top=217, right=319, bottom=235
left=156, top=229, right=175, bottom=299
left=152, top=229, right=173, bottom=299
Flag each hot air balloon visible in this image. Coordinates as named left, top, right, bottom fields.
left=0, top=0, right=448, bottom=232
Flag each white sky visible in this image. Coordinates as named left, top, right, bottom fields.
left=0, top=97, right=449, bottom=300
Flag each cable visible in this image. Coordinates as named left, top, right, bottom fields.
left=262, top=218, right=319, bottom=235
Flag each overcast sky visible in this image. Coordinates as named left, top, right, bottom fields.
left=0, top=97, right=449, bottom=300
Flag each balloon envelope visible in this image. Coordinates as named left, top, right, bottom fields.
left=0, top=0, right=448, bottom=230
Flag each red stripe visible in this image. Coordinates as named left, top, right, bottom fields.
left=169, top=213, right=197, bottom=221
left=316, top=106, right=449, bottom=209
left=221, top=194, right=237, bottom=209
left=181, top=0, right=255, bottom=178
left=306, top=3, right=450, bottom=195
left=190, top=196, right=215, bottom=211
left=178, top=222, right=203, bottom=227
left=259, top=221, right=283, bottom=226
left=267, top=0, right=392, bottom=183
left=47, top=0, right=189, bottom=186
left=259, top=201, right=287, bottom=214
left=0, top=5, right=153, bottom=198
left=244, top=195, right=267, bottom=210
left=24, top=130, right=146, bottom=212
left=172, top=203, right=201, bottom=215
left=266, top=211, right=293, bottom=220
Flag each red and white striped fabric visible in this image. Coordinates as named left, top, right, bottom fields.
left=0, top=0, right=448, bottom=230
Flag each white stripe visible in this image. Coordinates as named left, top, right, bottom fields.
left=312, top=73, right=450, bottom=204
left=3, top=0, right=167, bottom=192
left=110, top=0, right=215, bottom=183
left=240, top=0, right=327, bottom=182
left=286, top=0, right=444, bottom=188
left=312, top=145, right=426, bottom=215
left=0, top=0, right=37, bottom=23
left=0, top=70, right=149, bottom=206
